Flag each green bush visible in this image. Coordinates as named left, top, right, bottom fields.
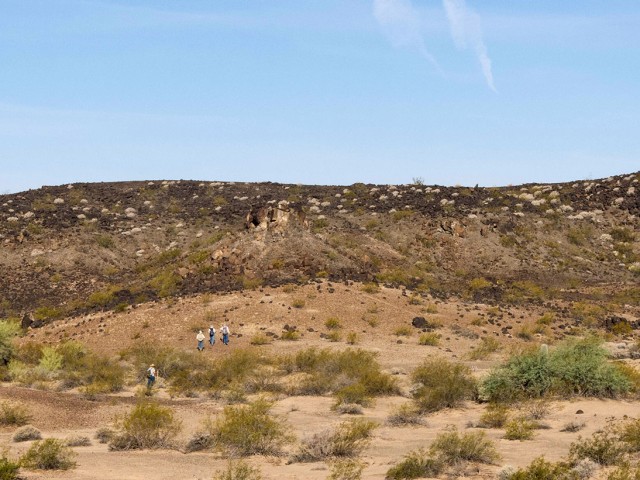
left=109, top=401, right=181, bottom=450
left=0, top=453, right=20, bottom=480
left=619, top=418, right=640, bottom=452
left=504, top=418, right=536, bottom=441
left=20, top=438, right=76, bottom=470
left=386, top=448, right=444, bottom=479
left=0, top=320, right=21, bottom=365
left=209, top=399, right=291, bottom=456
left=477, top=403, right=509, bottom=429
left=292, top=419, right=377, bottom=462
left=607, top=463, right=640, bottom=480
left=327, top=458, right=365, bottom=480
left=430, top=428, right=500, bottom=465
left=411, top=358, right=476, bottom=413
left=482, top=339, right=632, bottom=402
left=0, top=402, right=30, bottom=426
left=502, top=456, right=579, bottom=480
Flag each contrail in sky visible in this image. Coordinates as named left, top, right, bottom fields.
left=443, top=0, right=496, bottom=91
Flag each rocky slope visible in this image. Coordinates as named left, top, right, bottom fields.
left=0, top=173, right=638, bottom=326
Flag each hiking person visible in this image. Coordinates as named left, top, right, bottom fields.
left=208, top=325, right=216, bottom=346
left=196, top=330, right=205, bottom=351
left=221, top=324, right=230, bottom=346
left=146, top=364, right=156, bottom=389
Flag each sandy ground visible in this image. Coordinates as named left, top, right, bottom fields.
left=3, top=283, right=638, bottom=479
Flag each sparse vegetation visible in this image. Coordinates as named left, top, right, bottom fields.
left=212, top=459, right=262, bottom=480
left=418, top=332, right=440, bottom=346
left=292, top=418, right=377, bottom=462
left=0, top=402, right=30, bottom=426
left=12, top=425, right=41, bottom=442
left=20, top=438, right=76, bottom=470
left=109, top=401, right=182, bottom=450
left=411, top=358, right=476, bottom=413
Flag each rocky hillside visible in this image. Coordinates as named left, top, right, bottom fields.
left=0, top=173, right=638, bottom=327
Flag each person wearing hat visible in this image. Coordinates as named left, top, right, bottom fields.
left=196, top=330, right=206, bottom=351
left=208, top=325, right=216, bottom=346
left=146, top=364, right=156, bottom=389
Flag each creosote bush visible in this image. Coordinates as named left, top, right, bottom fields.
left=212, top=459, right=262, bottom=480
left=109, top=401, right=181, bottom=450
left=327, top=458, right=365, bottom=480
left=0, top=452, right=20, bottom=480
left=411, top=358, right=476, bottom=413
left=209, top=399, right=291, bottom=456
left=503, top=418, right=536, bottom=441
left=500, top=456, right=580, bottom=480
left=20, top=438, right=76, bottom=470
left=476, top=403, right=510, bottom=429
left=0, top=402, right=30, bottom=426
left=12, top=425, right=41, bottom=443
left=569, top=428, right=627, bottom=466
left=482, top=338, right=632, bottom=402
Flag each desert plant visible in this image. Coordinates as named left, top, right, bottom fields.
left=386, top=403, right=424, bottom=427
left=12, top=425, right=41, bottom=442
left=64, top=435, right=91, bottom=447
left=607, top=463, right=640, bottom=480
left=0, top=452, right=20, bottom=480
left=95, top=427, right=114, bottom=444
left=209, top=399, right=291, bottom=456
left=411, top=358, right=476, bottom=413
left=334, top=403, right=364, bottom=415
left=385, top=448, right=444, bottom=479
left=280, top=330, right=300, bottom=341
left=393, top=326, right=412, bottom=337
left=0, top=320, right=21, bottom=365
left=20, top=438, right=76, bottom=470
left=418, top=333, right=440, bottom=346
left=326, top=331, right=341, bottom=342
left=569, top=428, right=628, bottom=466
left=334, top=383, right=373, bottom=408
left=0, top=402, right=30, bottom=426
left=430, top=428, right=500, bottom=465
left=292, top=419, right=377, bottom=462
left=327, top=458, right=365, bottom=480
left=468, top=337, right=501, bottom=360
left=501, top=456, right=580, bottom=480
left=346, top=332, right=358, bottom=345
left=561, top=421, right=586, bottom=433
left=109, top=401, right=181, bottom=450
left=504, top=417, right=536, bottom=441
left=477, top=403, right=510, bottom=429
left=212, top=459, right=262, bottom=480
left=619, top=418, right=640, bottom=452
left=291, top=299, right=305, bottom=309
left=325, top=318, right=342, bottom=330
left=249, top=334, right=272, bottom=346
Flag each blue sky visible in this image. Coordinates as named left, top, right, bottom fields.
left=1, top=0, right=639, bottom=193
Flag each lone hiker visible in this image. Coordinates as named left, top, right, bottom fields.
left=221, top=324, right=230, bottom=346
left=208, top=325, right=216, bottom=346
left=196, top=330, right=206, bottom=351
left=146, top=364, right=156, bottom=389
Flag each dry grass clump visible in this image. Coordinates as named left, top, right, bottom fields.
left=498, top=456, right=580, bottom=480
left=20, top=438, right=76, bottom=470
left=292, top=419, right=377, bottom=462
left=504, top=418, right=536, bottom=441
left=0, top=452, right=20, bottom=480
left=418, top=333, right=440, bottom=346
left=0, top=401, right=31, bottom=426
left=212, top=459, right=262, bottom=480
left=569, top=428, right=627, bottom=466
left=64, top=435, right=91, bottom=447
left=386, top=403, right=425, bottom=427
left=468, top=336, right=501, bottom=360
left=561, top=421, right=586, bottom=433
left=109, top=401, right=181, bottom=450
left=476, top=403, right=510, bottom=429
left=95, top=427, right=115, bottom=444
left=249, top=334, right=272, bottom=346
left=208, top=399, right=292, bottom=456
left=12, top=425, right=42, bottom=442
left=280, top=330, right=300, bottom=341
left=411, top=358, right=476, bottom=413
left=327, top=459, right=365, bottom=480
left=386, top=428, right=499, bottom=479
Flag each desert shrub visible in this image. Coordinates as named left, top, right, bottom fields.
left=292, top=419, right=377, bottom=462
left=20, top=438, right=76, bottom=470
left=482, top=338, right=632, bottom=402
left=561, top=421, right=586, bottom=433
left=607, top=463, right=640, bottom=480
left=109, top=401, right=181, bottom=450
left=280, top=330, right=300, bottom=341
left=418, top=333, right=440, bottom=346
left=0, top=320, right=21, bottom=365
left=361, top=283, right=379, bottom=294
left=0, top=402, right=30, bottom=426
left=569, top=429, right=628, bottom=465
left=0, top=453, right=20, bottom=480
left=501, top=456, right=580, bottom=480
left=468, top=337, right=501, bottom=360
left=326, top=331, right=341, bottom=342
left=477, top=403, right=510, bottom=428
left=95, top=427, right=114, bottom=444
left=325, top=317, right=342, bottom=330
left=386, top=403, right=424, bottom=427
left=328, top=458, right=365, bottom=480
left=619, top=418, right=640, bottom=452
left=335, top=403, right=364, bottom=415
left=184, top=432, right=213, bottom=453
left=209, top=399, right=291, bottom=456
left=411, top=358, right=476, bottom=413
left=393, top=326, right=412, bottom=337
left=430, top=428, right=500, bottom=465
left=249, top=334, right=271, bottom=346
left=521, top=399, right=554, bottom=420
left=346, top=332, right=358, bottom=345
left=385, top=448, right=444, bottom=479
left=212, top=459, right=262, bottom=480
left=64, top=435, right=91, bottom=447
left=291, top=299, right=305, bottom=309
left=12, top=425, right=41, bottom=442
left=504, top=418, right=536, bottom=441
left=334, top=383, right=372, bottom=408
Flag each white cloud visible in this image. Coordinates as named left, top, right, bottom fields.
left=443, top=0, right=496, bottom=91
left=373, top=0, right=443, bottom=73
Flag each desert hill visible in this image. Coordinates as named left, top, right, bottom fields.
left=0, top=173, right=638, bottom=329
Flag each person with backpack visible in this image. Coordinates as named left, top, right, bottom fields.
left=196, top=330, right=206, bottom=351
left=146, top=364, right=156, bottom=389
left=208, top=325, right=216, bottom=346
left=221, top=324, right=230, bottom=346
